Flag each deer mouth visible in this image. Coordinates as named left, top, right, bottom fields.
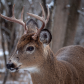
left=10, top=67, right=19, bottom=71
left=9, top=67, right=19, bottom=72
left=11, top=65, right=21, bottom=72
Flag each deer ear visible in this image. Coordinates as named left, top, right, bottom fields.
left=39, top=29, right=52, bottom=44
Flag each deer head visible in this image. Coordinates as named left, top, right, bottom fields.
left=0, top=4, right=52, bottom=72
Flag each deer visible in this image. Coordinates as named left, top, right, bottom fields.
left=1, top=3, right=84, bottom=84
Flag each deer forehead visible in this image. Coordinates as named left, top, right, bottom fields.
left=17, top=33, right=42, bottom=50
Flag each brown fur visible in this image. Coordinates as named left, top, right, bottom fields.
left=10, top=20, right=84, bottom=84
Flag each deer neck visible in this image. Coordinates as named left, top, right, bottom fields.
left=30, top=48, right=61, bottom=84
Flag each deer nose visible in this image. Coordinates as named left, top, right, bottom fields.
left=6, top=63, right=15, bottom=69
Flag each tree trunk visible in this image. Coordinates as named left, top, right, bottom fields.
left=63, top=0, right=81, bottom=46
left=52, top=0, right=69, bottom=53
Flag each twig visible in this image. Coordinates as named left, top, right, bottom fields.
left=1, top=26, right=10, bottom=34
left=3, top=69, right=9, bottom=84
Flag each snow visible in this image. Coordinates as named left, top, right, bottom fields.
left=77, top=10, right=84, bottom=15
left=8, top=2, right=11, bottom=5
left=0, top=49, right=4, bottom=57
left=82, top=8, right=84, bottom=10
left=1, top=0, right=5, bottom=5
left=47, top=1, right=54, bottom=8
left=0, top=60, right=5, bottom=72
left=66, top=4, right=70, bottom=8
left=0, top=60, right=4, bottom=63
left=0, top=81, right=3, bottom=84
left=5, top=50, right=9, bottom=55
left=2, top=10, right=6, bottom=16
left=28, top=0, right=32, bottom=4
left=27, top=16, right=30, bottom=19
left=0, top=67, right=5, bottom=72
left=6, top=81, right=20, bottom=84
left=17, top=51, right=18, bottom=54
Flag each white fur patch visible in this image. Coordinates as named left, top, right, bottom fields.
left=20, top=66, right=40, bottom=73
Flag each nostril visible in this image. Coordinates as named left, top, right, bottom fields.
left=16, top=57, right=19, bottom=61
left=11, top=63, right=15, bottom=68
left=6, top=63, right=15, bottom=69
left=6, top=64, right=10, bottom=69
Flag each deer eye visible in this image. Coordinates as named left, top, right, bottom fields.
left=26, top=46, right=34, bottom=51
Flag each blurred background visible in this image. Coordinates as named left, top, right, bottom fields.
left=0, top=0, right=84, bottom=84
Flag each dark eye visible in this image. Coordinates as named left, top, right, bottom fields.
left=26, top=46, right=34, bottom=51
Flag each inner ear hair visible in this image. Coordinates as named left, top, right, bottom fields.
left=39, top=29, right=52, bottom=44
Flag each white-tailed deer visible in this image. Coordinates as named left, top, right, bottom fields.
left=1, top=3, right=84, bottom=84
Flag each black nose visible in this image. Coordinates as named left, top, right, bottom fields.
left=6, top=63, right=15, bottom=69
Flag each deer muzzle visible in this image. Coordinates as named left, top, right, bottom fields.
left=6, top=61, right=20, bottom=71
